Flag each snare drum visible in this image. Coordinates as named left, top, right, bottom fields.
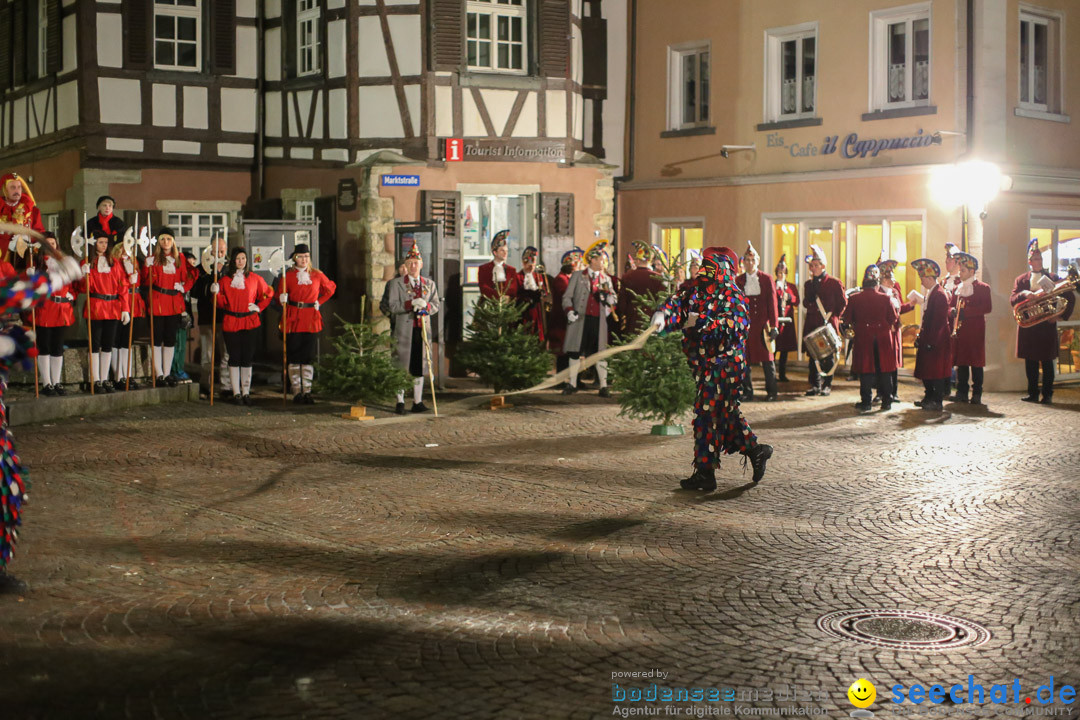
left=804, top=324, right=842, bottom=366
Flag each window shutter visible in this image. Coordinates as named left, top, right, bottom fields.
left=315, top=197, right=337, bottom=282
left=45, top=0, right=60, bottom=73
left=540, top=193, right=573, bottom=238
left=422, top=190, right=461, bottom=242
left=12, top=0, right=27, bottom=86
left=0, top=5, right=12, bottom=91
left=282, top=0, right=297, bottom=79
left=26, top=0, right=40, bottom=81
left=57, top=209, right=75, bottom=252
left=123, top=0, right=152, bottom=71
left=211, top=0, right=237, bottom=75
left=429, top=0, right=463, bottom=72
left=580, top=15, right=606, bottom=91
left=538, top=0, right=569, bottom=78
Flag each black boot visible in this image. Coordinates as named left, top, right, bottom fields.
left=970, top=390, right=982, bottom=405
left=745, top=444, right=773, bottom=483
left=0, top=572, right=28, bottom=594
left=395, top=402, right=406, bottom=415
left=562, top=383, right=578, bottom=395
left=680, top=465, right=716, bottom=491
left=410, top=402, right=429, bottom=413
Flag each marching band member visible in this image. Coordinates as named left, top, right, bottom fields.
left=108, top=233, right=145, bottom=390
left=802, top=244, right=847, bottom=396
left=388, top=243, right=439, bottom=414
left=941, top=242, right=962, bottom=293
left=649, top=245, right=668, bottom=275
left=192, top=233, right=231, bottom=397
left=82, top=232, right=131, bottom=393
left=949, top=252, right=992, bottom=405
left=841, top=265, right=900, bottom=412
left=735, top=243, right=779, bottom=401
left=0, top=251, right=83, bottom=591
left=477, top=230, right=521, bottom=300
left=34, top=232, right=76, bottom=396
left=85, top=195, right=125, bottom=244
left=548, top=247, right=581, bottom=381
left=773, top=254, right=799, bottom=382
left=1011, top=239, right=1075, bottom=404
left=143, top=228, right=195, bottom=387
left=213, top=247, right=272, bottom=405
left=877, top=258, right=914, bottom=403
left=280, top=243, right=337, bottom=404
left=562, top=240, right=616, bottom=396
left=649, top=246, right=773, bottom=489
left=517, top=246, right=548, bottom=343
left=617, top=241, right=665, bottom=336
left=911, top=258, right=951, bottom=411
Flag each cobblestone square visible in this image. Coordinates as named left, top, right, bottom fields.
left=2, top=383, right=1078, bottom=719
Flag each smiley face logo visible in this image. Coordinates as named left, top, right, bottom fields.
left=848, top=679, right=876, bottom=708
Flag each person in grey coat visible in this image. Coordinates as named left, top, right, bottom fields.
left=388, top=244, right=440, bottom=414
left=561, top=240, right=617, bottom=396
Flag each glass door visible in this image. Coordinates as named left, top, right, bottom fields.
left=1030, top=222, right=1080, bottom=380
left=461, top=193, right=534, bottom=332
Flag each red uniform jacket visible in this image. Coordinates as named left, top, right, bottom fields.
left=516, top=269, right=547, bottom=343
left=282, top=267, right=336, bottom=333
left=774, top=280, right=799, bottom=353
left=842, top=287, right=900, bottom=374
left=80, top=257, right=131, bottom=321
left=0, top=196, right=45, bottom=248
left=950, top=280, right=992, bottom=367
left=36, top=277, right=76, bottom=327
left=617, top=267, right=665, bottom=336
left=477, top=261, right=520, bottom=300
left=885, top=284, right=916, bottom=367
left=216, top=272, right=273, bottom=332
left=120, top=257, right=147, bottom=318
left=547, top=271, right=572, bottom=353
left=1010, top=270, right=1075, bottom=361
left=736, top=271, right=779, bottom=364
left=802, top=273, right=847, bottom=337
left=143, top=255, right=196, bottom=317
left=914, top=284, right=952, bottom=380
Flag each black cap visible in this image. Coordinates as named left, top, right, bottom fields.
left=290, top=243, right=311, bottom=258
left=96, top=195, right=116, bottom=207
left=156, top=226, right=175, bottom=238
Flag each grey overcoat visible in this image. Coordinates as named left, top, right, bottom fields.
left=388, top=274, right=440, bottom=375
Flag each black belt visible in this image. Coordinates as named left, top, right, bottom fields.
left=224, top=310, right=257, bottom=318
left=90, top=292, right=119, bottom=301
left=50, top=296, right=73, bottom=305
left=288, top=301, right=317, bottom=309
left=152, top=285, right=181, bottom=296
left=128, top=287, right=140, bottom=294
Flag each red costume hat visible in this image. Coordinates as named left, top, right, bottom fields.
left=0, top=172, right=34, bottom=206
left=404, top=242, right=422, bottom=261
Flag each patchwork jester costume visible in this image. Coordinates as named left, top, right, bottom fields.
left=651, top=246, right=773, bottom=490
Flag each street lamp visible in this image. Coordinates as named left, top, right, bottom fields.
left=929, top=161, right=1012, bottom=251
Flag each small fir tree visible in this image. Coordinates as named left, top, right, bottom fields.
left=318, top=312, right=412, bottom=404
left=456, top=296, right=552, bottom=393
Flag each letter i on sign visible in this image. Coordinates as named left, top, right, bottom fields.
left=445, top=138, right=464, bottom=162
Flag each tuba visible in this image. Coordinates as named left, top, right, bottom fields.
left=1013, top=264, right=1080, bottom=328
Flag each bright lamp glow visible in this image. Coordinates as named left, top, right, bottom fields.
left=929, top=161, right=1009, bottom=212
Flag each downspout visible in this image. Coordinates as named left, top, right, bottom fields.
left=965, top=0, right=974, bottom=156
left=255, top=4, right=266, bottom=201
left=612, top=0, right=636, bottom=262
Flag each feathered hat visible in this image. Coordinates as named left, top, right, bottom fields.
left=775, top=253, right=788, bottom=274
left=404, top=241, right=423, bottom=260
left=1027, top=238, right=1042, bottom=259
left=805, top=244, right=826, bottom=265
left=561, top=247, right=583, bottom=267
left=584, top=239, right=609, bottom=261
left=0, top=172, right=35, bottom=206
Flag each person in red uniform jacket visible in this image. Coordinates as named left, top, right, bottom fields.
left=0, top=173, right=45, bottom=253
left=80, top=232, right=131, bottom=393
left=877, top=258, right=915, bottom=404
left=279, top=242, right=337, bottom=404
left=213, top=247, right=272, bottom=405
left=842, top=265, right=900, bottom=412
left=802, top=244, right=847, bottom=396
left=948, top=251, right=992, bottom=405
left=143, top=227, right=195, bottom=387
left=773, top=254, right=799, bottom=382
left=477, top=229, right=521, bottom=300
left=617, top=241, right=666, bottom=336
left=547, top=247, right=581, bottom=382
left=735, top=243, right=779, bottom=401
left=32, top=232, right=77, bottom=396
left=911, top=258, right=952, bottom=411
left=85, top=195, right=126, bottom=244
left=1011, top=238, right=1076, bottom=404
left=107, top=234, right=145, bottom=390
left=516, top=246, right=549, bottom=343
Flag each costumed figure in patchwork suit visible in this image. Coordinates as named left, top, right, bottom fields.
left=389, top=242, right=439, bottom=415
left=561, top=240, right=617, bottom=396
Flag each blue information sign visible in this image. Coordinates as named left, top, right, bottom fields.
left=381, top=174, right=420, bottom=187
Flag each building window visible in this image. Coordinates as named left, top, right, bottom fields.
left=466, top=0, right=527, bottom=74
left=765, top=23, right=817, bottom=121
left=297, top=0, right=321, bottom=76
left=295, top=200, right=315, bottom=223
left=667, top=42, right=710, bottom=130
left=154, top=0, right=201, bottom=72
left=43, top=213, right=60, bottom=236
left=38, top=0, right=48, bottom=77
left=167, top=212, right=228, bottom=254
left=1019, top=7, right=1063, bottom=114
left=870, top=4, right=930, bottom=110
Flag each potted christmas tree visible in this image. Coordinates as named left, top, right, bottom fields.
left=456, top=296, right=551, bottom=401
left=319, top=309, right=412, bottom=420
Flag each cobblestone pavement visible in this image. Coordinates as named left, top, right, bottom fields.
left=2, top=379, right=1078, bottom=719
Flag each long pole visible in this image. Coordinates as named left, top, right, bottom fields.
left=148, top=220, right=156, bottom=386
left=29, top=242, right=38, bottom=398
left=126, top=213, right=138, bottom=391
left=210, top=229, right=222, bottom=405
left=84, top=212, right=94, bottom=395
left=280, top=234, right=288, bottom=405
left=420, top=317, right=438, bottom=417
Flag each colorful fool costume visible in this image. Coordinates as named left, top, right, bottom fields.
left=280, top=243, right=337, bottom=404
left=1, top=254, right=83, bottom=587
left=388, top=242, right=439, bottom=414
left=650, top=246, right=773, bottom=491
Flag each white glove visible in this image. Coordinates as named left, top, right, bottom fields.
left=314, top=301, right=320, bottom=311
left=47, top=256, right=85, bottom=288
left=279, top=292, right=289, bottom=304
left=247, top=302, right=259, bottom=313
left=128, top=273, right=138, bottom=284
left=683, top=312, right=699, bottom=329
left=121, top=311, right=131, bottom=325
left=145, top=255, right=154, bottom=267
left=567, top=310, right=580, bottom=323
left=650, top=311, right=665, bottom=331
left=124, top=259, right=134, bottom=274
left=173, top=282, right=185, bottom=293
left=410, top=298, right=426, bottom=311
left=0, top=335, right=15, bottom=359
left=210, top=282, right=220, bottom=294
left=65, top=291, right=74, bottom=301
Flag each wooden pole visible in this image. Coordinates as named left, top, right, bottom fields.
left=126, top=212, right=138, bottom=391
left=280, top=234, right=288, bottom=405
left=84, top=213, right=94, bottom=395
left=420, top=316, right=438, bottom=417
left=210, top=228, right=222, bottom=405
left=148, top=220, right=156, bottom=386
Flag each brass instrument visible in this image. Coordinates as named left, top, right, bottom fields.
left=1013, top=264, right=1080, bottom=328
left=599, top=272, right=619, bottom=323
left=951, top=297, right=965, bottom=337
left=536, top=264, right=553, bottom=312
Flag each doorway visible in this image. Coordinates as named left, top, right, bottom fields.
left=650, top=219, right=704, bottom=282
left=1029, top=219, right=1080, bottom=381
left=461, top=193, right=536, bottom=332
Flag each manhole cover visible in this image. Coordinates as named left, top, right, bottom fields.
left=817, top=610, right=991, bottom=651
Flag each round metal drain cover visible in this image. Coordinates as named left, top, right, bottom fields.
left=817, top=609, right=991, bottom=650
